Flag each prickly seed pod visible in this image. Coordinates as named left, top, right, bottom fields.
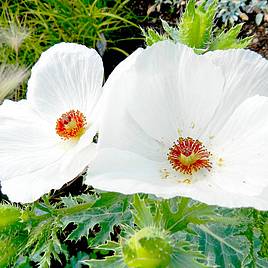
left=0, top=205, right=21, bottom=228
left=122, top=227, right=172, bottom=268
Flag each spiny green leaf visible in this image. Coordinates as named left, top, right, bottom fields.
left=141, top=27, right=166, bottom=46
left=60, top=193, right=96, bottom=208
left=0, top=204, right=28, bottom=267
left=161, top=19, right=180, bottom=42
left=0, top=222, right=28, bottom=267
left=209, top=24, right=252, bottom=50
left=26, top=218, right=68, bottom=268
left=178, top=0, right=218, bottom=49
left=159, top=198, right=215, bottom=232
left=132, top=194, right=154, bottom=228
left=62, top=193, right=130, bottom=245
left=0, top=235, right=28, bottom=267
left=92, top=192, right=126, bottom=208
left=189, top=221, right=268, bottom=268
left=170, top=241, right=207, bottom=268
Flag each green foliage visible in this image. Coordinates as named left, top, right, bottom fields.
left=1, top=192, right=268, bottom=267
left=0, top=191, right=131, bottom=267
left=193, top=224, right=249, bottom=267
left=85, top=196, right=209, bottom=268
left=209, top=23, right=252, bottom=50
left=141, top=27, right=166, bottom=47
left=61, top=192, right=131, bottom=246
left=142, top=0, right=252, bottom=53
left=0, top=206, right=28, bottom=267
left=132, top=195, right=216, bottom=231
left=178, top=0, right=217, bottom=49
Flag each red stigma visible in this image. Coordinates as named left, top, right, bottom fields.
left=168, top=137, right=212, bottom=175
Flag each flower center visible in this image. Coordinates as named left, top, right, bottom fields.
left=167, top=137, right=212, bottom=175
left=55, top=110, right=86, bottom=140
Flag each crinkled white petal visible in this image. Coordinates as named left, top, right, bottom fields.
left=125, top=41, right=224, bottom=143
left=210, top=95, right=268, bottom=196
left=93, top=48, right=143, bottom=129
left=203, top=48, right=268, bottom=137
left=94, top=48, right=165, bottom=161
left=0, top=100, right=66, bottom=178
left=1, top=143, right=96, bottom=203
left=27, top=42, right=104, bottom=125
left=86, top=148, right=268, bottom=210
left=97, top=41, right=225, bottom=154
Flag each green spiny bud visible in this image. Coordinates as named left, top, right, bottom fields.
left=0, top=205, right=21, bottom=228
left=122, top=227, right=172, bottom=268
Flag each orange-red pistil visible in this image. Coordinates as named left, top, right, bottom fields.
left=168, top=137, right=212, bottom=175
left=56, top=110, right=86, bottom=140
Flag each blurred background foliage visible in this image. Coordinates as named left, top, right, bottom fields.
left=0, top=0, right=142, bottom=98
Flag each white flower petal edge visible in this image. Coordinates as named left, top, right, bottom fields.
left=1, top=144, right=96, bottom=203
left=0, top=43, right=103, bottom=203
left=210, top=96, right=268, bottom=196
left=86, top=147, right=268, bottom=210
left=86, top=41, right=268, bottom=210
left=203, top=48, right=268, bottom=136
left=27, top=42, right=104, bottom=125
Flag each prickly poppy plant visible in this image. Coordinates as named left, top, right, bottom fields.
left=0, top=1, right=268, bottom=268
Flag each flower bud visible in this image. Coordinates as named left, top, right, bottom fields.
left=0, top=205, right=21, bottom=228
left=122, top=227, right=172, bottom=268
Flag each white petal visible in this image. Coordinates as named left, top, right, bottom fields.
left=85, top=148, right=166, bottom=193
left=1, top=143, right=96, bottom=203
left=93, top=48, right=143, bottom=125
left=127, top=41, right=225, bottom=142
left=86, top=148, right=268, bottom=210
left=203, top=48, right=268, bottom=136
left=99, top=41, right=225, bottom=152
left=211, top=95, right=268, bottom=196
left=95, top=48, right=164, bottom=161
left=27, top=43, right=104, bottom=124
left=164, top=180, right=268, bottom=210
left=0, top=100, right=66, bottom=178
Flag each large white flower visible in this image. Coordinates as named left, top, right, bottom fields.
left=86, top=41, right=268, bottom=210
left=0, top=43, right=103, bottom=203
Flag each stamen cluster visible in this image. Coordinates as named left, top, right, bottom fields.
left=168, top=137, right=212, bottom=175
left=56, top=110, right=86, bottom=140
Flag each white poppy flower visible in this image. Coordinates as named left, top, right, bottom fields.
left=86, top=41, right=268, bottom=210
left=0, top=43, right=103, bottom=203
